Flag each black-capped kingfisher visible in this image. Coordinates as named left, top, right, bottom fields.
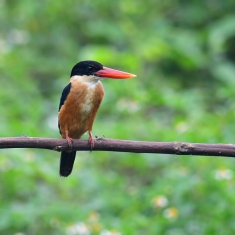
left=58, top=60, right=136, bottom=177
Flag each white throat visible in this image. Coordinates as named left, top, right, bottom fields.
left=70, top=75, right=101, bottom=83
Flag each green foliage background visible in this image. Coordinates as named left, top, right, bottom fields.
left=1, top=1, right=235, bottom=234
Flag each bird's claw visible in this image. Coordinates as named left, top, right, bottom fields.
left=65, top=130, right=73, bottom=150
left=88, top=130, right=94, bottom=150
left=67, top=137, right=73, bottom=149
left=88, top=136, right=94, bottom=149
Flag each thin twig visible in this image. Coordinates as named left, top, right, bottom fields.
left=0, top=137, right=235, bottom=157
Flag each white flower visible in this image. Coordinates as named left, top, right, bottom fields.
left=152, top=195, right=168, bottom=208
left=66, top=222, right=90, bottom=235
left=163, top=207, right=179, bottom=219
left=214, top=168, right=233, bottom=180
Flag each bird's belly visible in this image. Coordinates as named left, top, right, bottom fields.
left=59, top=81, right=104, bottom=139
left=63, top=108, right=94, bottom=139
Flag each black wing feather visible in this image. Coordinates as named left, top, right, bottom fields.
left=58, top=83, right=72, bottom=134
left=59, top=83, right=72, bottom=111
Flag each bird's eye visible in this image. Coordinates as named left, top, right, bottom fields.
left=87, top=66, right=94, bottom=72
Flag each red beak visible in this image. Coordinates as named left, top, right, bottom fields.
left=94, top=67, right=136, bottom=79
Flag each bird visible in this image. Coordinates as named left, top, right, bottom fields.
left=58, top=60, right=136, bottom=177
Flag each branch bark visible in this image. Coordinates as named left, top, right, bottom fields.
left=0, top=137, right=235, bottom=158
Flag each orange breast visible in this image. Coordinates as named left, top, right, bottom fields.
left=58, top=80, right=104, bottom=139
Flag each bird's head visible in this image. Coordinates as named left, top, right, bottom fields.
left=71, top=60, right=136, bottom=79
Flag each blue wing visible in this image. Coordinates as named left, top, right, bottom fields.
left=58, top=83, right=72, bottom=134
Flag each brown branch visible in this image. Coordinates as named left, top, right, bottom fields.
left=0, top=137, right=235, bottom=158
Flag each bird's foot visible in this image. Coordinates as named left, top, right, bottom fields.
left=88, top=130, right=94, bottom=149
left=65, top=130, right=73, bottom=150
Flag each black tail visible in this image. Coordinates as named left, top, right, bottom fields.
left=60, top=151, right=76, bottom=177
